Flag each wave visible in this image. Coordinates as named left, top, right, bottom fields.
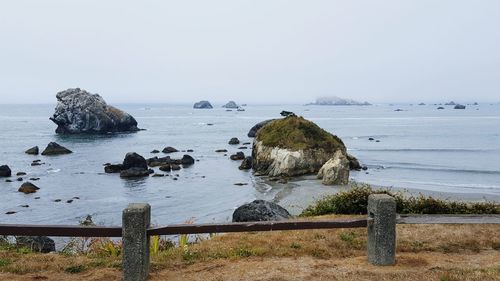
left=395, top=180, right=500, bottom=190
left=377, top=165, right=500, bottom=175
left=352, top=148, right=492, bottom=153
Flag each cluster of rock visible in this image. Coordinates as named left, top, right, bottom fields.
left=105, top=152, right=195, bottom=178
left=222, top=101, right=239, bottom=109
left=50, top=88, right=139, bottom=134
left=23, top=142, right=72, bottom=156
left=309, top=96, right=371, bottom=106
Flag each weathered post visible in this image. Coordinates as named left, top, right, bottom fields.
left=367, top=194, right=396, bottom=266
left=123, top=203, right=151, bottom=281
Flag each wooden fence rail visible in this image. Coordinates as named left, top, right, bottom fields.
left=1, top=195, right=498, bottom=281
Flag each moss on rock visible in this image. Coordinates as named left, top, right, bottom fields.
left=256, top=116, right=345, bottom=152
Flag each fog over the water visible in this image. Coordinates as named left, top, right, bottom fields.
left=1, top=0, right=499, bottom=104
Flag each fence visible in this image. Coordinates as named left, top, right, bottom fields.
left=1, top=194, right=499, bottom=281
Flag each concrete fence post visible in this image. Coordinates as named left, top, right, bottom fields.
left=123, top=203, right=151, bottom=281
left=367, top=194, right=396, bottom=266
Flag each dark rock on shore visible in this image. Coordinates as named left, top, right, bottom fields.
left=229, top=137, right=240, bottom=145
left=162, top=147, right=179, bottom=153
left=50, top=88, right=139, bottom=134
left=230, top=152, right=245, bottom=160
left=25, top=146, right=39, bottom=155
left=16, top=236, right=55, bottom=253
left=193, top=100, right=213, bottom=109
left=41, top=142, right=72, bottom=156
left=18, top=182, right=40, bottom=194
left=0, top=165, right=11, bottom=177
left=248, top=120, right=276, bottom=138
left=232, top=200, right=291, bottom=222
left=239, top=156, right=253, bottom=170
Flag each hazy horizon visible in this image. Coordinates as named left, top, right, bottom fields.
left=1, top=0, right=499, bottom=104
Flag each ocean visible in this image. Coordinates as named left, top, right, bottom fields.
left=1, top=103, right=499, bottom=226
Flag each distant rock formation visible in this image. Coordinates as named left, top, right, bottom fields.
left=222, top=101, right=239, bottom=108
left=193, top=100, right=213, bottom=109
left=454, top=104, right=466, bottom=109
left=445, top=101, right=456, bottom=106
left=309, top=96, right=371, bottom=106
left=50, top=88, right=139, bottom=134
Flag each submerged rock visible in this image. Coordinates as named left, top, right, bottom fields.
left=104, top=164, right=123, bottom=173
left=193, top=100, right=213, bottom=109
left=25, top=146, right=39, bottom=155
left=252, top=116, right=346, bottom=177
left=0, top=165, right=11, bottom=177
left=232, top=200, right=291, bottom=222
left=41, top=142, right=72, bottom=156
left=18, top=182, right=40, bottom=194
left=317, top=151, right=350, bottom=185
left=162, top=147, right=179, bottom=153
left=16, top=236, right=55, bottom=253
left=49, top=88, right=139, bottom=134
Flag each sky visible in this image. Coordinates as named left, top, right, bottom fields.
left=0, top=0, right=499, bottom=104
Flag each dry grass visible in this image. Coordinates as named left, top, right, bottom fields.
left=0, top=215, right=499, bottom=280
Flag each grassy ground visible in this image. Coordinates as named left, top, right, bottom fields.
left=0, top=215, right=499, bottom=280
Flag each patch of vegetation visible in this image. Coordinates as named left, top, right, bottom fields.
left=64, top=264, right=87, bottom=274
left=301, top=182, right=500, bottom=216
left=256, top=116, right=345, bottom=152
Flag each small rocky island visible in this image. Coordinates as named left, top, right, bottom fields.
left=252, top=115, right=360, bottom=185
left=308, top=96, right=371, bottom=106
left=193, top=100, right=213, bottom=109
left=50, top=88, right=139, bottom=134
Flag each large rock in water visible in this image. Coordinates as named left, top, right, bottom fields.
left=252, top=116, right=347, bottom=177
left=122, top=152, right=148, bottom=170
left=50, top=88, right=139, bottom=134
left=41, top=142, right=72, bottom=155
left=232, top=200, right=291, bottom=222
left=222, top=101, right=239, bottom=108
left=0, top=165, right=11, bottom=177
left=317, top=150, right=350, bottom=185
left=247, top=119, right=276, bottom=137
left=193, top=100, right=213, bottom=109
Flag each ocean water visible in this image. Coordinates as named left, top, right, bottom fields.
left=1, top=103, right=499, bottom=226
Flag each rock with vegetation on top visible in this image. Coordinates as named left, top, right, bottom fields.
left=49, top=88, right=139, bottom=134
left=247, top=119, right=276, bottom=137
left=222, top=101, right=239, bottom=108
left=18, top=182, right=40, bottom=194
left=25, top=146, right=39, bottom=155
left=317, top=151, right=350, bottom=185
left=0, top=165, right=11, bottom=177
left=16, top=236, right=55, bottom=253
left=41, top=142, right=72, bottom=155
left=252, top=116, right=347, bottom=177
left=232, top=200, right=291, bottom=222
left=193, top=100, right=213, bottom=109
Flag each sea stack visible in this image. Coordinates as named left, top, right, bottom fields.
left=50, top=88, right=139, bottom=134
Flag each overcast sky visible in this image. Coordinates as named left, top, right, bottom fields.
left=1, top=0, right=499, bottom=104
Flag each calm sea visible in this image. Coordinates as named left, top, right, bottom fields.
left=1, top=103, right=499, bottom=226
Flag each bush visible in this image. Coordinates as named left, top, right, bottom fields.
left=301, top=183, right=500, bottom=216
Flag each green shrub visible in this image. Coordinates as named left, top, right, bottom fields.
left=301, top=183, right=500, bottom=216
